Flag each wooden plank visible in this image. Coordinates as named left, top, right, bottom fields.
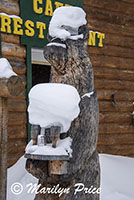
left=94, top=66, right=134, bottom=82
left=87, top=19, right=134, bottom=37
left=25, top=154, right=70, bottom=161
left=99, top=112, right=132, bottom=124
left=99, top=101, right=134, bottom=113
left=84, top=0, right=134, bottom=15
left=99, top=124, right=134, bottom=135
left=90, top=55, right=134, bottom=70
left=9, top=60, right=26, bottom=76
left=103, top=33, right=134, bottom=49
left=8, top=112, right=27, bottom=126
left=2, top=42, right=26, bottom=59
left=8, top=100, right=26, bottom=112
left=88, top=45, right=134, bottom=59
left=95, top=78, right=134, bottom=91
left=0, top=1, right=19, bottom=15
left=1, top=33, right=20, bottom=45
left=85, top=6, right=134, bottom=27
left=8, top=125, right=26, bottom=139
left=97, top=89, right=134, bottom=101
left=7, top=138, right=26, bottom=155
left=0, top=98, right=8, bottom=200
left=98, top=134, right=134, bottom=145
left=97, top=144, right=134, bottom=156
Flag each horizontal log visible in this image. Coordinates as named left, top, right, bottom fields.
left=8, top=99, right=26, bottom=112
left=0, top=76, right=24, bottom=97
left=99, top=112, right=132, bottom=124
left=0, top=1, right=19, bottom=16
left=7, top=138, right=26, bottom=155
left=87, top=19, right=134, bottom=37
left=94, top=66, right=134, bottom=82
left=2, top=42, right=26, bottom=59
left=90, top=55, right=134, bottom=70
left=8, top=112, right=27, bottom=126
left=1, top=33, right=20, bottom=45
left=98, top=134, right=134, bottom=145
left=85, top=6, right=134, bottom=28
left=3, top=55, right=26, bottom=63
left=97, top=144, right=134, bottom=156
left=88, top=45, right=134, bottom=59
left=103, top=33, right=134, bottom=49
left=84, top=0, right=134, bottom=15
left=9, top=60, right=26, bottom=75
left=97, top=89, right=134, bottom=101
left=95, top=78, right=134, bottom=91
left=120, top=0, right=134, bottom=3
left=8, top=125, right=26, bottom=139
left=99, top=123, right=134, bottom=135
left=99, top=101, right=134, bottom=113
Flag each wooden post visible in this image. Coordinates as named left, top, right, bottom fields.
left=0, top=75, right=24, bottom=200
left=0, top=97, right=8, bottom=200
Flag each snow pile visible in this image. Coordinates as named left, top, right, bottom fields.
left=100, top=154, right=134, bottom=200
left=49, top=6, right=87, bottom=40
left=7, top=154, right=134, bottom=200
left=25, top=137, right=72, bottom=157
left=28, top=83, right=80, bottom=133
left=0, top=58, right=17, bottom=78
left=7, top=156, right=38, bottom=200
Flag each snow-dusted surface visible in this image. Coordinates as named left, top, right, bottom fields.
left=49, top=6, right=87, bottom=40
left=0, top=58, right=17, bottom=78
left=82, top=91, right=94, bottom=98
left=47, top=42, right=66, bottom=48
left=100, top=154, right=134, bottom=200
left=28, top=83, right=80, bottom=133
left=7, top=154, right=134, bottom=200
left=0, top=12, right=20, bottom=19
left=7, top=156, right=38, bottom=200
left=25, top=137, right=72, bottom=157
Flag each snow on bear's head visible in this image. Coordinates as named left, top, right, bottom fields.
left=49, top=6, right=87, bottom=40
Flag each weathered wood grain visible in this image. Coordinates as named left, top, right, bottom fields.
left=85, top=6, right=134, bottom=27
left=2, top=42, right=26, bottom=59
left=0, top=1, right=19, bottom=15
left=84, top=0, right=134, bottom=15
left=98, top=134, right=134, bottom=145
left=90, top=55, right=134, bottom=70
left=99, top=124, right=134, bottom=135
left=99, top=101, right=134, bottom=113
left=0, top=98, right=8, bottom=200
left=94, top=66, right=134, bottom=82
left=88, top=45, right=134, bottom=59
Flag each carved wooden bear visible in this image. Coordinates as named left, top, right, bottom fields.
left=26, top=14, right=100, bottom=200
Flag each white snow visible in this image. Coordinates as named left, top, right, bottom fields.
left=82, top=91, right=94, bottom=98
left=7, top=154, right=134, bottom=200
left=28, top=83, right=80, bottom=133
left=49, top=6, right=87, bottom=40
left=0, top=12, right=20, bottom=19
left=47, top=42, right=66, bottom=48
left=0, top=58, right=17, bottom=78
left=25, top=137, right=72, bottom=157
left=100, top=154, right=134, bottom=200
left=7, top=156, right=38, bottom=200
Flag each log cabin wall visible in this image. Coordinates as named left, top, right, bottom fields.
left=0, top=0, right=27, bottom=167
left=84, top=0, right=134, bottom=157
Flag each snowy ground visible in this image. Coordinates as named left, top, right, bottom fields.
left=7, top=154, right=134, bottom=200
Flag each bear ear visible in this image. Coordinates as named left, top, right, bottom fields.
left=78, top=25, right=89, bottom=40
